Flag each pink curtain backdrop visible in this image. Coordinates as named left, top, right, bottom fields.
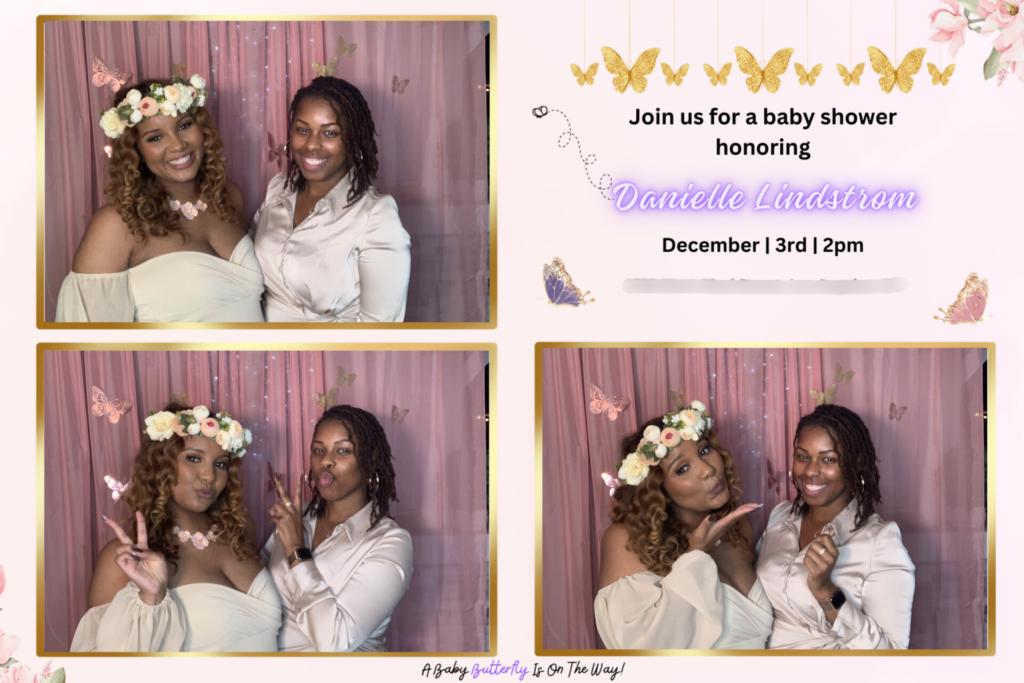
left=43, top=350, right=489, bottom=653
left=541, top=347, right=987, bottom=650
left=43, top=20, right=490, bottom=323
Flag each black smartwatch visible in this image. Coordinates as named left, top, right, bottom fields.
left=822, top=587, right=846, bottom=611
left=287, top=547, right=313, bottom=566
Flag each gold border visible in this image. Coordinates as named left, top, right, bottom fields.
left=37, top=342, right=497, bottom=657
left=534, top=341, right=995, bottom=657
left=35, top=16, right=497, bottom=329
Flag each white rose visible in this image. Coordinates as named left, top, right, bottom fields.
left=145, top=411, right=176, bottom=441
left=187, top=422, right=201, bottom=435
left=125, top=89, right=142, bottom=106
left=643, top=425, right=662, bottom=444
left=177, top=89, right=193, bottom=111
left=159, top=100, right=178, bottom=116
left=655, top=444, right=668, bottom=458
left=228, top=420, right=244, bottom=438
left=229, top=436, right=244, bottom=452
left=680, top=426, right=698, bottom=441
left=197, top=93, right=207, bottom=107
left=618, top=453, right=650, bottom=486
left=243, top=429, right=252, bottom=444
left=235, top=449, right=246, bottom=458
left=679, top=409, right=699, bottom=427
left=129, top=109, right=143, bottom=124
left=215, top=430, right=232, bottom=450
left=190, top=74, right=207, bottom=90
left=690, top=400, right=707, bottom=413
left=99, top=109, right=126, bottom=138
left=192, top=406, right=210, bottom=420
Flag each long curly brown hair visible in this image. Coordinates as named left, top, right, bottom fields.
left=610, top=416, right=745, bottom=576
left=120, top=404, right=255, bottom=569
left=305, top=405, right=398, bottom=527
left=104, top=80, right=234, bottom=242
left=790, top=404, right=882, bottom=530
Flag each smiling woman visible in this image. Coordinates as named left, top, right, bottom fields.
left=54, top=76, right=265, bottom=323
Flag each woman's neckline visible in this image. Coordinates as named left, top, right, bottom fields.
left=126, top=234, right=247, bottom=271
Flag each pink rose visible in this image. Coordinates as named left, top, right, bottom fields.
left=0, top=663, right=39, bottom=683
left=162, top=85, right=181, bottom=103
left=660, top=427, right=681, bottom=448
left=928, top=0, right=968, bottom=59
left=138, top=97, right=159, bottom=117
left=200, top=418, right=220, bottom=437
left=0, top=564, right=5, bottom=596
left=0, top=627, right=21, bottom=666
left=171, top=415, right=186, bottom=437
left=679, top=409, right=699, bottom=427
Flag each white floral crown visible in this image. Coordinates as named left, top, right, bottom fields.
left=144, top=405, right=252, bottom=458
left=99, top=74, right=209, bottom=139
left=614, top=400, right=714, bottom=486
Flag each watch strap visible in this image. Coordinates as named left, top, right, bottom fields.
left=287, top=547, right=313, bottom=565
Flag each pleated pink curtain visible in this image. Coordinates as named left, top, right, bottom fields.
left=541, top=347, right=987, bottom=650
left=43, top=350, right=489, bottom=652
left=43, top=20, right=490, bottom=322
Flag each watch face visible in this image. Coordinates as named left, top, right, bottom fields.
left=830, top=589, right=847, bottom=610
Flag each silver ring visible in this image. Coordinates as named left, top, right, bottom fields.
left=285, top=502, right=293, bottom=507
left=818, top=547, right=826, bottom=555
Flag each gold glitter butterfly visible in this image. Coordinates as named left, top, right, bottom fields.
left=837, top=62, right=865, bottom=86
left=867, top=46, right=927, bottom=93
left=703, top=62, right=732, bottom=86
left=313, top=387, right=337, bottom=409
left=834, top=363, right=855, bottom=386
left=313, top=57, right=338, bottom=77
left=928, top=62, right=956, bottom=86
left=795, top=62, right=823, bottom=86
left=337, top=35, right=357, bottom=59
left=336, top=365, right=357, bottom=388
left=661, top=63, right=690, bottom=86
left=668, top=388, right=688, bottom=410
left=735, top=46, right=794, bottom=93
left=169, top=390, right=189, bottom=405
left=601, top=46, right=661, bottom=93
left=570, top=62, right=599, bottom=86
left=810, top=384, right=836, bottom=406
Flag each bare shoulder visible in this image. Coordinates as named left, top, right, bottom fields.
left=225, top=179, right=245, bottom=219
left=71, top=205, right=135, bottom=274
left=209, top=180, right=248, bottom=258
left=86, top=538, right=131, bottom=608
left=737, top=514, right=756, bottom=551
left=598, top=523, right=649, bottom=590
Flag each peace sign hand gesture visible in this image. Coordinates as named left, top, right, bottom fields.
left=104, top=510, right=169, bottom=605
left=686, top=503, right=762, bottom=554
left=268, top=475, right=306, bottom=561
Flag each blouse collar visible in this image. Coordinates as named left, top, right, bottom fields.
left=779, top=497, right=859, bottom=547
left=281, top=169, right=356, bottom=220
left=304, top=500, right=374, bottom=543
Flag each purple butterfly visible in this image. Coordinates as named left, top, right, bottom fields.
left=543, top=257, right=594, bottom=307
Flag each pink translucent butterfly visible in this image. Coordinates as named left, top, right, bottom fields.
left=601, top=472, right=623, bottom=497
left=766, top=459, right=782, bottom=495
left=92, top=57, right=133, bottom=93
left=935, top=273, right=988, bottom=325
left=589, top=384, right=630, bottom=421
left=392, top=75, right=410, bottom=94
left=91, top=386, right=132, bottom=423
left=391, top=405, right=410, bottom=423
left=889, top=403, right=908, bottom=421
left=103, top=475, right=130, bottom=502
left=267, top=132, right=287, bottom=170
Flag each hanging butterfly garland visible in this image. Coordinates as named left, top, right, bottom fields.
left=795, top=0, right=823, bottom=86
left=735, top=46, right=794, bottom=94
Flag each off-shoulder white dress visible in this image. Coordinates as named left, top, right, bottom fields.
left=755, top=499, right=916, bottom=649
left=594, top=550, right=774, bottom=650
left=55, top=236, right=265, bottom=323
left=69, top=568, right=283, bottom=652
left=252, top=172, right=411, bottom=323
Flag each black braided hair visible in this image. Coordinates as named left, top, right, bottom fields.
left=305, top=405, right=397, bottom=527
left=285, top=76, right=379, bottom=206
left=791, top=404, right=882, bottom=529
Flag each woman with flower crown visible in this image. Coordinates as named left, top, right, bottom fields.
left=594, top=400, right=773, bottom=649
left=55, top=75, right=265, bottom=322
left=70, top=404, right=283, bottom=652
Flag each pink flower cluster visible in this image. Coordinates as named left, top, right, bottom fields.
left=978, top=0, right=1024, bottom=81
left=1, top=567, right=58, bottom=683
left=929, top=0, right=969, bottom=58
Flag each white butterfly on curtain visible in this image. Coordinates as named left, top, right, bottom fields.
left=589, top=384, right=630, bottom=421
left=92, top=386, right=133, bottom=423
left=92, top=57, right=133, bottom=93
left=104, top=475, right=130, bottom=502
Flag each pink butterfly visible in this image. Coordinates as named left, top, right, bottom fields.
left=589, top=384, right=630, bottom=421
left=889, top=403, right=908, bottom=421
left=91, top=386, right=132, bottom=423
left=392, top=75, right=410, bottom=94
left=766, top=459, right=782, bottom=495
left=391, top=405, right=410, bottom=423
left=935, top=273, right=988, bottom=325
left=601, top=472, right=622, bottom=497
left=268, top=132, right=287, bottom=170
left=103, top=475, right=130, bottom=502
left=92, top=57, right=133, bottom=93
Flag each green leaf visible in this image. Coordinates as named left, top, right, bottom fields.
left=1, top=658, right=18, bottom=668
left=45, top=667, right=66, bottom=683
left=957, top=0, right=979, bottom=14
left=984, top=47, right=1002, bottom=80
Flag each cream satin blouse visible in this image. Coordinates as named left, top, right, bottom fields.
left=755, top=499, right=915, bottom=649
left=594, top=550, right=774, bottom=650
left=262, top=502, right=413, bottom=652
left=252, top=172, right=411, bottom=322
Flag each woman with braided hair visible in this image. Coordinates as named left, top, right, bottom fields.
left=252, top=76, right=411, bottom=322
left=756, top=404, right=915, bottom=649
left=594, top=401, right=773, bottom=649
left=263, top=405, right=413, bottom=651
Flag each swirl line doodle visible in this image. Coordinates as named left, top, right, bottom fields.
left=532, top=106, right=614, bottom=200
